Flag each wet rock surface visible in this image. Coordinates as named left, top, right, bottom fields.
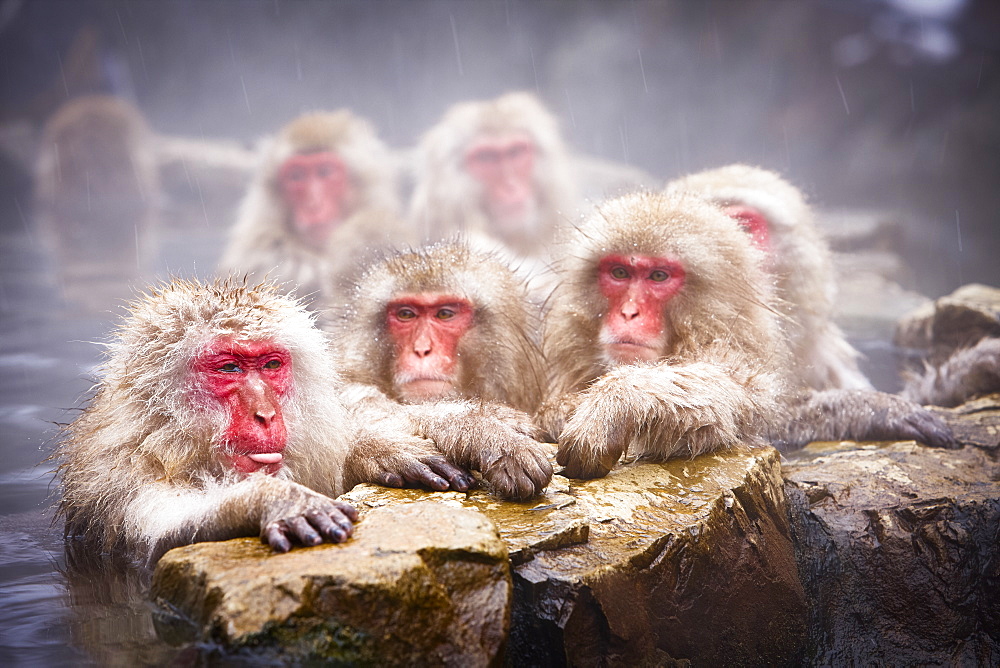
left=346, top=447, right=807, bottom=667
left=783, top=431, right=1000, bottom=665
left=151, top=501, right=511, bottom=666
left=895, top=283, right=1000, bottom=362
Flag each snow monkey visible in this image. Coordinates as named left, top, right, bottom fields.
left=219, top=110, right=408, bottom=308
left=335, top=242, right=553, bottom=501
left=666, top=164, right=955, bottom=449
left=536, top=191, right=788, bottom=479
left=35, top=94, right=159, bottom=309
left=408, top=92, right=578, bottom=257
left=55, top=278, right=360, bottom=566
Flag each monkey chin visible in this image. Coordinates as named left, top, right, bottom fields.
left=603, top=342, right=662, bottom=366
left=395, top=378, right=458, bottom=403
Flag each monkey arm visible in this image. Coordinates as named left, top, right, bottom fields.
left=126, top=475, right=357, bottom=566
left=776, top=388, right=957, bottom=450
left=340, top=383, right=476, bottom=492
left=901, top=338, right=1000, bottom=408
left=534, top=392, right=585, bottom=442
left=557, top=361, right=775, bottom=479
left=406, top=400, right=554, bottom=502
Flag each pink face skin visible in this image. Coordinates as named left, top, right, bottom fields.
left=386, top=293, right=475, bottom=401
left=597, top=254, right=687, bottom=364
left=277, top=151, right=351, bottom=245
left=463, top=133, right=537, bottom=227
left=722, top=204, right=771, bottom=252
left=191, top=339, right=292, bottom=475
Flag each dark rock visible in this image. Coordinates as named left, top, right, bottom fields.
left=783, top=439, right=1000, bottom=665
left=151, top=501, right=511, bottom=666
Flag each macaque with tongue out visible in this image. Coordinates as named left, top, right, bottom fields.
left=54, top=278, right=450, bottom=566
left=219, top=110, right=410, bottom=309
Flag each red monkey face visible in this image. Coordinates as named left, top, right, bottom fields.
left=191, top=339, right=292, bottom=475
left=463, top=132, right=538, bottom=231
left=277, top=151, right=351, bottom=245
left=722, top=204, right=771, bottom=252
left=386, top=293, right=474, bottom=402
left=597, top=254, right=686, bottom=364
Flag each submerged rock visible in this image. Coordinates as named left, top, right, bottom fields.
left=151, top=501, right=511, bottom=665
left=895, top=283, right=1000, bottom=362
left=783, top=438, right=1000, bottom=665
left=348, top=447, right=807, bottom=666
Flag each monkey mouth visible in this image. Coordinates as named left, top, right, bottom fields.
left=228, top=451, right=284, bottom=475
left=396, top=375, right=456, bottom=401
left=603, top=340, right=661, bottom=364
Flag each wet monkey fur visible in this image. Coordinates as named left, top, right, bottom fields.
left=537, top=192, right=787, bottom=479
left=335, top=242, right=552, bottom=501
left=55, top=279, right=358, bottom=565
left=667, top=165, right=954, bottom=449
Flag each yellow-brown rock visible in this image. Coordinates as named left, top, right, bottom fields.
left=151, top=500, right=511, bottom=665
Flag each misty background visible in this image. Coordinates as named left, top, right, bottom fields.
left=2, top=0, right=999, bottom=295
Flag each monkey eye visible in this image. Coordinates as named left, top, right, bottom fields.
left=286, top=168, right=306, bottom=182
left=649, top=270, right=670, bottom=282
left=610, top=266, right=630, bottom=280
left=395, top=308, right=417, bottom=320
left=435, top=308, right=456, bottom=320
left=262, top=359, right=283, bottom=370
left=470, top=149, right=500, bottom=165
left=218, top=362, right=241, bottom=373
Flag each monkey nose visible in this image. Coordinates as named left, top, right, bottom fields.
left=254, top=407, right=276, bottom=426
left=621, top=302, right=641, bottom=320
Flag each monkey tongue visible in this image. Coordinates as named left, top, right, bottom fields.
left=247, top=452, right=283, bottom=465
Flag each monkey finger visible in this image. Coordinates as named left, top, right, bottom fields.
left=286, top=515, right=322, bottom=547
left=326, top=509, right=356, bottom=541
left=424, top=456, right=475, bottom=491
left=906, top=413, right=959, bottom=449
left=263, top=521, right=293, bottom=553
left=332, top=500, right=359, bottom=522
left=305, top=509, right=341, bottom=542
left=399, top=459, right=451, bottom=491
left=378, top=471, right=406, bottom=488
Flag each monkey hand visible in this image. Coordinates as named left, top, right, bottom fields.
left=345, top=431, right=477, bottom=492
left=260, top=481, right=359, bottom=553
left=556, top=388, right=638, bottom=479
left=879, top=398, right=958, bottom=449
left=413, top=402, right=553, bottom=501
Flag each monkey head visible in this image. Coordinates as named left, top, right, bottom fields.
left=267, top=111, right=394, bottom=246
left=106, top=278, right=337, bottom=481
left=552, top=191, right=777, bottom=372
left=665, top=163, right=817, bottom=260
left=414, top=92, right=574, bottom=247
left=340, top=241, right=543, bottom=411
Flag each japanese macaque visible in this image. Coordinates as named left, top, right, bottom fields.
left=408, top=92, right=578, bottom=257
left=335, top=242, right=553, bottom=501
left=35, top=95, right=159, bottom=310
left=665, top=163, right=870, bottom=392
left=537, top=192, right=787, bottom=479
left=218, top=110, right=408, bottom=308
left=665, top=164, right=955, bottom=449
left=55, top=279, right=358, bottom=566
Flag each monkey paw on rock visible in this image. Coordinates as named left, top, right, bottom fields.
left=556, top=393, right=637, bottom=479
left=478, top=430, right=554, bottom=502
left=260, top=481, right=359, bottom=553
left=346, top=433, right=477, bottom=493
